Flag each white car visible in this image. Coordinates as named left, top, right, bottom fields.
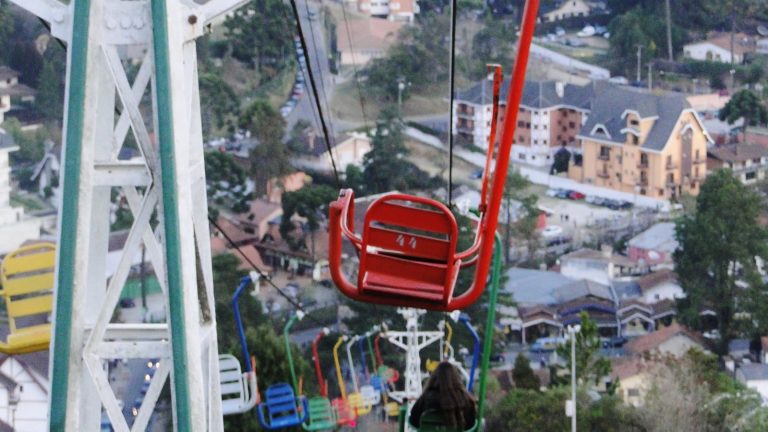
left=541, top=225, right=564, bottom=237
left=577, top=25, right=596, bottom=38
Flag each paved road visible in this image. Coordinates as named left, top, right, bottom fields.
left=287, top=0, right=336, bottom=134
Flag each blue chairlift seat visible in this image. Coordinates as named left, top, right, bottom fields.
left=257, top=383, right=308, bottom=430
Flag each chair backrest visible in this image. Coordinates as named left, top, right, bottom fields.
left=306, top=397, right=336, bottom=429
left=362, top=196, right=458, bottom=263
left=0, top=242, right=56, bottom=349
left=419, top=409, right=476, bottom=432
left=264, top=383, right=301, bottom=424
left=219, top=354, right=247, bottom=415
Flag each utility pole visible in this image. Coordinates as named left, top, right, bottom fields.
left=665, top=0, right=673, bottom=61
left=397, top=77, right=406, bottom=114
left=648, top=63, right=653, bottom=90
left=635, top=45, right=644, bottom=84
left=566, top=324, right=581, bottom=432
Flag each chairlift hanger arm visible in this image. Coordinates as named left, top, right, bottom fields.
left=459, top=314, right=481, bottom=393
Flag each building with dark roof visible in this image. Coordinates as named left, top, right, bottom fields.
left=707, top=142, right=768, bottom=185
left=452, top=79, right=595, bottom=166
left=568, top=84, right=712, bottom=200
left=0, top=65, right=37, bottom=126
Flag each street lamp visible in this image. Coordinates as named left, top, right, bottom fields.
left=730, top=69, right=736, bottom=92
left=566, top=324, right=581, bottom=432
left=397, top=78, right=406, bottom=113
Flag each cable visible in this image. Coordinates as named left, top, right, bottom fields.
left=447, top=0, right=458, bottom=207
left=288, top=0, right=342, bottom=188
left=339, top=0, right=370, bottom=126
left=301, top=0, right=338, bottom=144
left=208, top=215, right=326, bottom=328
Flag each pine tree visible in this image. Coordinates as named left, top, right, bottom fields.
left=512, top=354, right=540, bottom=390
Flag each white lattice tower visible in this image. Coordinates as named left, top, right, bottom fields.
left=384, top=308, right=443, bottom=404
left=9, top=1, right=249, bottom=430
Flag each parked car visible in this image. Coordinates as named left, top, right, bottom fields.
left=530, top=337, right=565, bottom=353
left=541, top=225, right=564, bottom=237
left=568, top=191, right=586, bottom=200
left=546, top=188, right=563, bottom=197
left=602, top=336, right=627, bottom=349
left=490, top=353, right=505, bottom=363
left=132, top=398, right=142, bottom=417
left=119, top=298, right=135, bottom=308
left=618, top=201, right=633, bottom=210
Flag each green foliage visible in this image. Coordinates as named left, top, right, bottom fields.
left=512, top=354, right=540, bottom=390
left=4, top=118, right=47, bottom=165
left=199, top=73, right=239, bottom=135
left=223, top=0, right=293, bottom=78
left=204, top=152, right=250, bottom=216
left=502, top=170, right=539, bottom=265
left=360, top=108, right=440, bottom=194
left=35, top=42, right=66, bottom=122
left=551, top=147, right=571, bottom=174
left=674, top=169, right=768, bottom=354
left=555, top=312, right=612, bottom=389
left=467, top=18, right=517, bottom=80
left=719, top=89, right=768, bottom=129
left=279, top=184, right=338, bottom=252
left=0, top=1, right=14, bottom=64
left=343, top=164, right=365, bottom=194
left=486, top=387, right=640, bottom=432
left=363, top=14, right=449, bottom=102
left=241, top=100, right=293, bottom=197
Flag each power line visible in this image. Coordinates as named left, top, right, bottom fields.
left=287, top=0, right=342, bottom=187
left=339, top=0, right=370, bottom=126
left=208, top=216, right=326, bottom=328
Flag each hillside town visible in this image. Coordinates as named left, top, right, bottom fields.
left=1, top=0, right=768, bottom=430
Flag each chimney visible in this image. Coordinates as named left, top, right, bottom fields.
left=556, top=81, right=565, bottom=98
left=601, top=244, right=613, bottom=258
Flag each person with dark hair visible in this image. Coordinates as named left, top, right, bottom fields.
left=408, top=362, right=477, bottom=430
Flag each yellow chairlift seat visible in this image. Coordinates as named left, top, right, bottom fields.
left=0, top=242, right=56, bottom=354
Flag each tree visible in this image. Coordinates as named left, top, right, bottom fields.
left=204, top=152, right=250, bottom=215
left=199, top=73, right=239, bottom=137
left=674, top=169, right=768, bottom=355
left=501, top=170, right=539, bottom=264
left=223, top=0, right=293, bottom=78
left=240, top=100, right=293, bottom=197
left=512, top=354, right=540, bottom=390
left=0, top=1, right=14, bottom=64
left=551, top=147, right=571, bottom=174
left=35, top=42, right=67, bottom=123
left=363, top=14, right=450, bottom=102
left=362, top=108, right=408, bottom=193
left=4, top=118, right=46, bottom=164
left=719, top=89, right=768, bottom=135
left=279, top=184, right=338, bottom=255
left=555, top=311, right=612, bottom=388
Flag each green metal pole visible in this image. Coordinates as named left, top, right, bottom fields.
left=283, top=314, right=300, bottom=392
left=476, top=236, right=503, bottom=425
left=366, top=334, right=377, bottom=375
left=151, top=2, right=193, bottom=429
left=49, top=0, right=91, bottom=428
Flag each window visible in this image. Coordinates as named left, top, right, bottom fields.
left=518, top=121, right=525, bottom=127
left=569, top=121, right=576, bottom=128
left=632, top=135, right=639, bottom=145
left=667, top=173, right=674, bottom=184
left=746, top=172, right=757, bottom=180
left=534, top=125, right=539, bottom=130
left=695, top=149, right=701, bottom=160
left=533, top=139, right=538, bottom=145
left=519, top=153, right=526, bottom=160
left=667, top=155, right=672, bottom=166
left=526, top=122, right=531, bottom=129
left=754, top=158, right=761, bottom=164
left=630, top=119, right=639, bottom=127
left=519, top=135, right=525, bottom=142
left=599, top=146, right=610, bottom=159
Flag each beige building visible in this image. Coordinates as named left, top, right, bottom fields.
left=569, top=86, right=712, bottom=200
left=336, top=18, right=404, bottom=66
left=541, top=0, right=593, bottom=22
left=708, top=143, right=768, bottom=185
left=293, top=132, right=372, bottom=174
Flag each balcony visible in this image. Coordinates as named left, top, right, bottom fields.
left=598, top=154, right=610, bottom=161
left=637, top=161, right=648, bottom=169
left=693, top=157, right=706, bottom=165
left=638, top=178, right=649, bottom=187
left=456, top=126, right=474, bottom=134
left=666, top=162, right=677, bottom=170
left=456, top=110, right=475, bottom=119
left=597, top=171, right=610, bottom=179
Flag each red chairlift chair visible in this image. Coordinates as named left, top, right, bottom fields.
left=329, top=2, right=539, bottom=310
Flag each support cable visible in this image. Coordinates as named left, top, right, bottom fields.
left=288, top=0, right=341, bottom=187
left=208, top=216, right=326, bottom=328
left=446, top=0, right=459, bottom=207
left=339, top=0, right=370, bottom=126
left=301, top=0, right=337, bottom=143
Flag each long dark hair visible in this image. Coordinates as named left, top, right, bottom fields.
left=423, top=362, right=476, bottom=427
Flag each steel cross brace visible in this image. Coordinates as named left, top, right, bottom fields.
left=6, top=1, right=247, bottom=430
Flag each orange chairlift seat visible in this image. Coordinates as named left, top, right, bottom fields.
left=329, top=25, right=537, bottom=310
left=0, top=242, right=56, bottom=354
